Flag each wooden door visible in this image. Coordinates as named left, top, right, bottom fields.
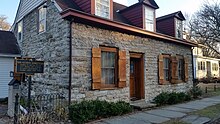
left=130, top=53, right=144, bottom=101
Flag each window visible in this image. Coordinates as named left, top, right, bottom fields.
left=38, top=6, right=46, bottom=33
left=175, top=19, right=183, bottom=39
left=92, top=47, right=126, bottom=90
left=163, top=57, right=170, bottom=81
left=95, top=0, right=110, bottom=19
left=177, top=57, right=184, bottom=80
left=198, top=61, right=205, bottom=70
left=159, top=54, right=188, bottom=84
left=145, top=7, right=155, bottom=31
left=101, top=47, right=117, bottom=86
left=17, top=21, right=23, bottom=42
left=212, top=63, right=218, bottom=71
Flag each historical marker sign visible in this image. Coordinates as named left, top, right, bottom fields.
left=15, top=59, right=44, bottom=74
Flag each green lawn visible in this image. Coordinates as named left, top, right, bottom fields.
left=190, top=103, right=220, bottom=119
left=163, top=103, right=220, bottom=124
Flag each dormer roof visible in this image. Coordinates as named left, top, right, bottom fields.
left=140, top=0, right=159, bottom=9
left=57, top=0, right=196, bottom=47
left=157, top=11, right=186, bottom=21
left=119, top=0, right=159, bottom=13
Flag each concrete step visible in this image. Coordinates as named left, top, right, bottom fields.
left=130, top=100, right=156, bottom=110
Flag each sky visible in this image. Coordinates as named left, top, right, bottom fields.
left=0, top=0, right=206, bottom=25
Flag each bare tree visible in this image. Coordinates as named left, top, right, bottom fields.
left=189, top=1, right=220, bottom=58
left=0, top=15, right=11, bottom=31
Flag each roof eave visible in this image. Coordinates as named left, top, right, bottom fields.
left=61, top=9, right=197, bottom=47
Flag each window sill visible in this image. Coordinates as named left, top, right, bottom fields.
left=99, top=87, right=118, bottom=90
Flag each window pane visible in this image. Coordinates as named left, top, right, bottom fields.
left=178, top=59, right=184, bottom=80
left=95, top=0, right=110, bottom=19
left=101, top=51, right=115, bottom=84
left=145, top=7, right=154, bottom=31
left=163, top=58, right=170, bottom=81
left=38, top=7, right=46, bottom=33
left=176, top=19, right=182, bottom=38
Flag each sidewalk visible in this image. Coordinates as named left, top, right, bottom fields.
left=93, top=95, right=220, bottom=124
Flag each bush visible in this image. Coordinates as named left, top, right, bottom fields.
left=190, top=86, right=202, bottom=99
left=153, top=92, right=170, bottom=106
left=153, top=92, right=192, bottom=106
left=69, top=100, right=132, bottom=124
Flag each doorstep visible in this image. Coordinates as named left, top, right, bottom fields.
left=130, top=99, right=156, bottom=110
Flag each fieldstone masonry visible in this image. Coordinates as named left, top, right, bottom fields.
left=16, top=3, right=193, bottom=103
left=71, top=23, right=193, bottom=102
left=16, top=3, right=70, bottom=99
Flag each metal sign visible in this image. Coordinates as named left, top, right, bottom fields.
left=15, top=59, right=44, bottom=74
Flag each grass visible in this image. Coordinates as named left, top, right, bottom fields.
left=190, top=103, right=220, bottom=119
left=162, top=104, right=220, bottom=124
left=198, top=83, right=220, bottom=97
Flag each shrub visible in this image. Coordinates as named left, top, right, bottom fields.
left=69, top=100, right=132, bottom=124
left=190, top=86, right=202, bottom=99
left=167, top=92, right=179, bottom=104
left=153, top=92, right=192, bottom=106
left=153, top=92, right=170, bottom=106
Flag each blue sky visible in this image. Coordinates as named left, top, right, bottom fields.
left=0, top=0, right=204, bottom=25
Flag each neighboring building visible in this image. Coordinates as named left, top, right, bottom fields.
left=193, top=44, right=220, bottom=79
left=12, top=0, right=197, bottom=103
left=0, top=30, right=20, bottom=98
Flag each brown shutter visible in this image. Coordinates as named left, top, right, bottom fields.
left=171, top=56, right=178, bottom=84
left=118, top=50, right=126, bottom=88
left=184, top=57, right=189, bottom=82
left=158, top=54, right=164, bottom=84
left=92, top=48, right=101, bottom=90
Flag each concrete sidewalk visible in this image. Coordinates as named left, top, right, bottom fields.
left=93, top=96, right=220, bottom=124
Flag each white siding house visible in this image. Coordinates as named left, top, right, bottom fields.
left=0, top=31, right=20, bottom=98
left=193, top=46, right=220, bottom=79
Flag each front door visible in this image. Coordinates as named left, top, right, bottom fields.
left=207, top=61, right=211, bottom=78
left=130, top=53, right=144, bottom=101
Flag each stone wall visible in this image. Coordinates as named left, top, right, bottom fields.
left=16, top=2, right=70, bottom=98
left=71, top=23, right=193, bottom=102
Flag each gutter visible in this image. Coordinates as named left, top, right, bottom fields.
left=191, top=47, right=195, bottom=86
left=68, top=20, right=73, bottom=106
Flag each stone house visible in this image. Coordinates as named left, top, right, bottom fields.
left=0, top=30, right=20, bottom=98
left=12, top=0, right=197, bottom=103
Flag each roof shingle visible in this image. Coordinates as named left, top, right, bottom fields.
left=0, top=30, right=20, bottom=55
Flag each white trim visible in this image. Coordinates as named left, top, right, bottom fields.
left=0, top=54, right=21, bottom=58
left=54, top=0, right=62, bottom=12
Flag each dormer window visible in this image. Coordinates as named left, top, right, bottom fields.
left=95, top=0, right=110, bottom=19
left=144, top=6, right=155, bottom=32
left=175, top=19, right=183, bottom=39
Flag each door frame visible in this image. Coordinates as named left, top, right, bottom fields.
left=130, top=52, right=145, bottom=100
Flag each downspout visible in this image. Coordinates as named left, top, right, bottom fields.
left=191, top=47, right=195, bottom=87
left=68, top=19, right=73, bottom=106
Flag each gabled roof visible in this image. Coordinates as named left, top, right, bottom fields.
left=119, top=0, right=159, bottom=13
left=0, top=30, right=20, bottom=56
left=141, top=0, right=159, bottom=9
left=156, top=11, right=186, bottom=21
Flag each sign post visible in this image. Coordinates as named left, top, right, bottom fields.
left=14, top=58, right=44, bottom=113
